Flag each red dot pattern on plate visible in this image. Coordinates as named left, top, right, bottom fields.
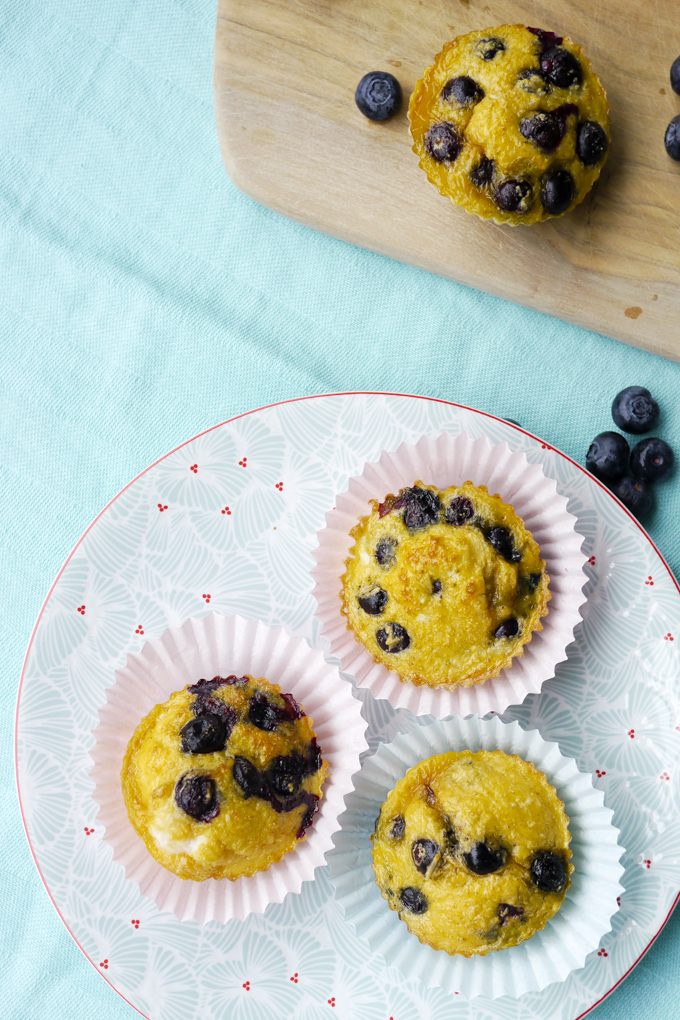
left=275, top=482, right=283, bottom=491
left=77, top=605, right=86, bottom=615
left=617, top=896, right=621, bottom=906
left=131, top=919, right=140, bottom=929
left=628, top=729, right=635, bottom=738
left=327, top=999, right=335, bottom=1008
left=135, top=625, right=144, bottom=635
left=238, top=457, right=247, bottom=468
left=588, top=556, right=596, bottom=565
left=595, top=769, right=606, bottom=778
left=242, top=982, right=250, bottom=991
left=541, top=443, right=552, bottom=450
left=83, top=827, right=94, bottom=835
left=597, top=949, right=608, bottom=958
left=664, top=633, right=674, bottom=641
left=660, top=772, right=670, bottom=781
left=221, top=506, right=231, bottom=515
left=645, top=576, right=654, bottom=585
left=100, top=960, right=109, bottom=969
left=190, top=464, right=198, bottom=473
left=202, top=594, right=211, bottom=603
left=644, top=859, right=651, bottom=869
left=157, top=503, right=168, bottom=512
left=290, top=973, right=298, bottom=983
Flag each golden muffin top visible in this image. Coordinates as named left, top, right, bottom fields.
left=121, top=674, right=328, bottom=881
left=372, top=749, right=572, bottom=956
left=341, top=481, right=550, bottom=689
left=409, top=24, right=610, bottom=224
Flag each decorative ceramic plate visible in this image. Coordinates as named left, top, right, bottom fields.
left=15, top=393, right=680, bottom=1020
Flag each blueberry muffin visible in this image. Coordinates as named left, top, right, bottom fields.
left=409, top=25, right=610, bottom=224
left=341, top=481, right=550, bottom=689
left=121, top=675, right=328, bottom=881
left=372, top=750, right=572, bottom=956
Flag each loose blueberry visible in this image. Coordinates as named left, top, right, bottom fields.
left=477, top=37, right=505, bottom=60
left=441, top=75, right=484, bottom=106
left=540, top=46, right=582, bottom=87
left=174, top=773, right=219, bottom=821
left=665, top=116, right=680, bottom=161
left=520, top=111, right=565, bottom=151
left=399, top=887, right=428, bottom=914
left=630, top=437, right=675, bottom=482
left=463, top=841, right=507, bottom=875
left=541, top=170, right=575, bottom=215
left=354, top=71, right=402, bottom=122
left=401, top=487, right=441, bottom=531
left=425, top=123, right=462, bottom=163
left=498, top=902, right=525, bottom=926
left=444, top=496, right=474, bottom=525
left=232, top=756, right=264, bottom=798
left=611, top=475, right=653, bottom=518
left=376, top=622, right=411, bottom=653
left=576, top=121, right=608, bottom=165
left=180, top=713, right=228, bottom=754
left=266, top=754, right=305, bottom=798
left=672, top=56, right=680, bottom=96
left=469, top=156, right=494, bottom=188
left=411, top=839, right=440, bottom=874
left=612, top=386, right=659, bottom=434
left=531, top=851, right=567, bottom=892
left=358, top=585, right=388, bottom=615
left=390, top=815, right=406, bottom=840
left=493, top=617, right=520, bottom=640
left=431, top=579, right=443, bottom=596
left=586, top=431, right=630, bottom=482
left=517, top=68, right=551, bottom=95
left=494, top=179, right=533, bottom=213
left=486, top=526, right=521, bottom=563
left=375, top=536, right=398, bottom=568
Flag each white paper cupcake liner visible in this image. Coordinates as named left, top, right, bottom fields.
left=89, top=614, right=367, bottom=924
left=327, top=717, right=624, bottom=1000
left=311, top=432, right=587, bottom=717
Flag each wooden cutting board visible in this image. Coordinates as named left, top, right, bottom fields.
left=213, top=0, right=680, bottom=360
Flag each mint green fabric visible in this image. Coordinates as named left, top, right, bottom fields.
left=3, top=2, right=680, bottom=1018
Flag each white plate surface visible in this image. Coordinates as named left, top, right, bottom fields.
left=15, top=393, right=680, bottom=1020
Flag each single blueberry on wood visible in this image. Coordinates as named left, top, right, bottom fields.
left=376, top=622, right=411, bottom=653
left=672, top=55, right=680, bottom=96
left=399, top=887, right=428, bottom=914
left=355, top=71, right=402, bottom=122
left=585, top=431, right=630, bottom=482
left=531, top=851, right=567, bottom=892
left=174, top=773, right=219, bottom=821
left=664, top=116, right=680, bottom=161
left=630, top=438, right=675, bottom=482
left=463, top=841, right=507, bottom=875
left=180, top=713, right=228, bottom=754
left=612, top=386, right=659, bottom=433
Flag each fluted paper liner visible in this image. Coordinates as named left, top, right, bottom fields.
left=327, top=717, right=624, bottom=1000
left=311, top=432, right=587, bottom=717
left=89, top=614, right=367, bottom=924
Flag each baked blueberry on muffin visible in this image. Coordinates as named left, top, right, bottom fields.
left=341, top=481, right=550, bottom=689
left=409, top=25, right=610, bottom=224
left=372, top=750, right=572, bottom=956
left=121, top=675, right=328, bottom=881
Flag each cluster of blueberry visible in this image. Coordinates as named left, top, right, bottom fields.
left=585, top=387, right=674, bottom=518
left=665, top=56, right=680, bottom=162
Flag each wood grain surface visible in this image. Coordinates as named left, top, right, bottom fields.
left=213, top=0, right=680, bottom=360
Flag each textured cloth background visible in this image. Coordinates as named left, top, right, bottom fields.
left=3, top=2, right=680, bottom=1018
